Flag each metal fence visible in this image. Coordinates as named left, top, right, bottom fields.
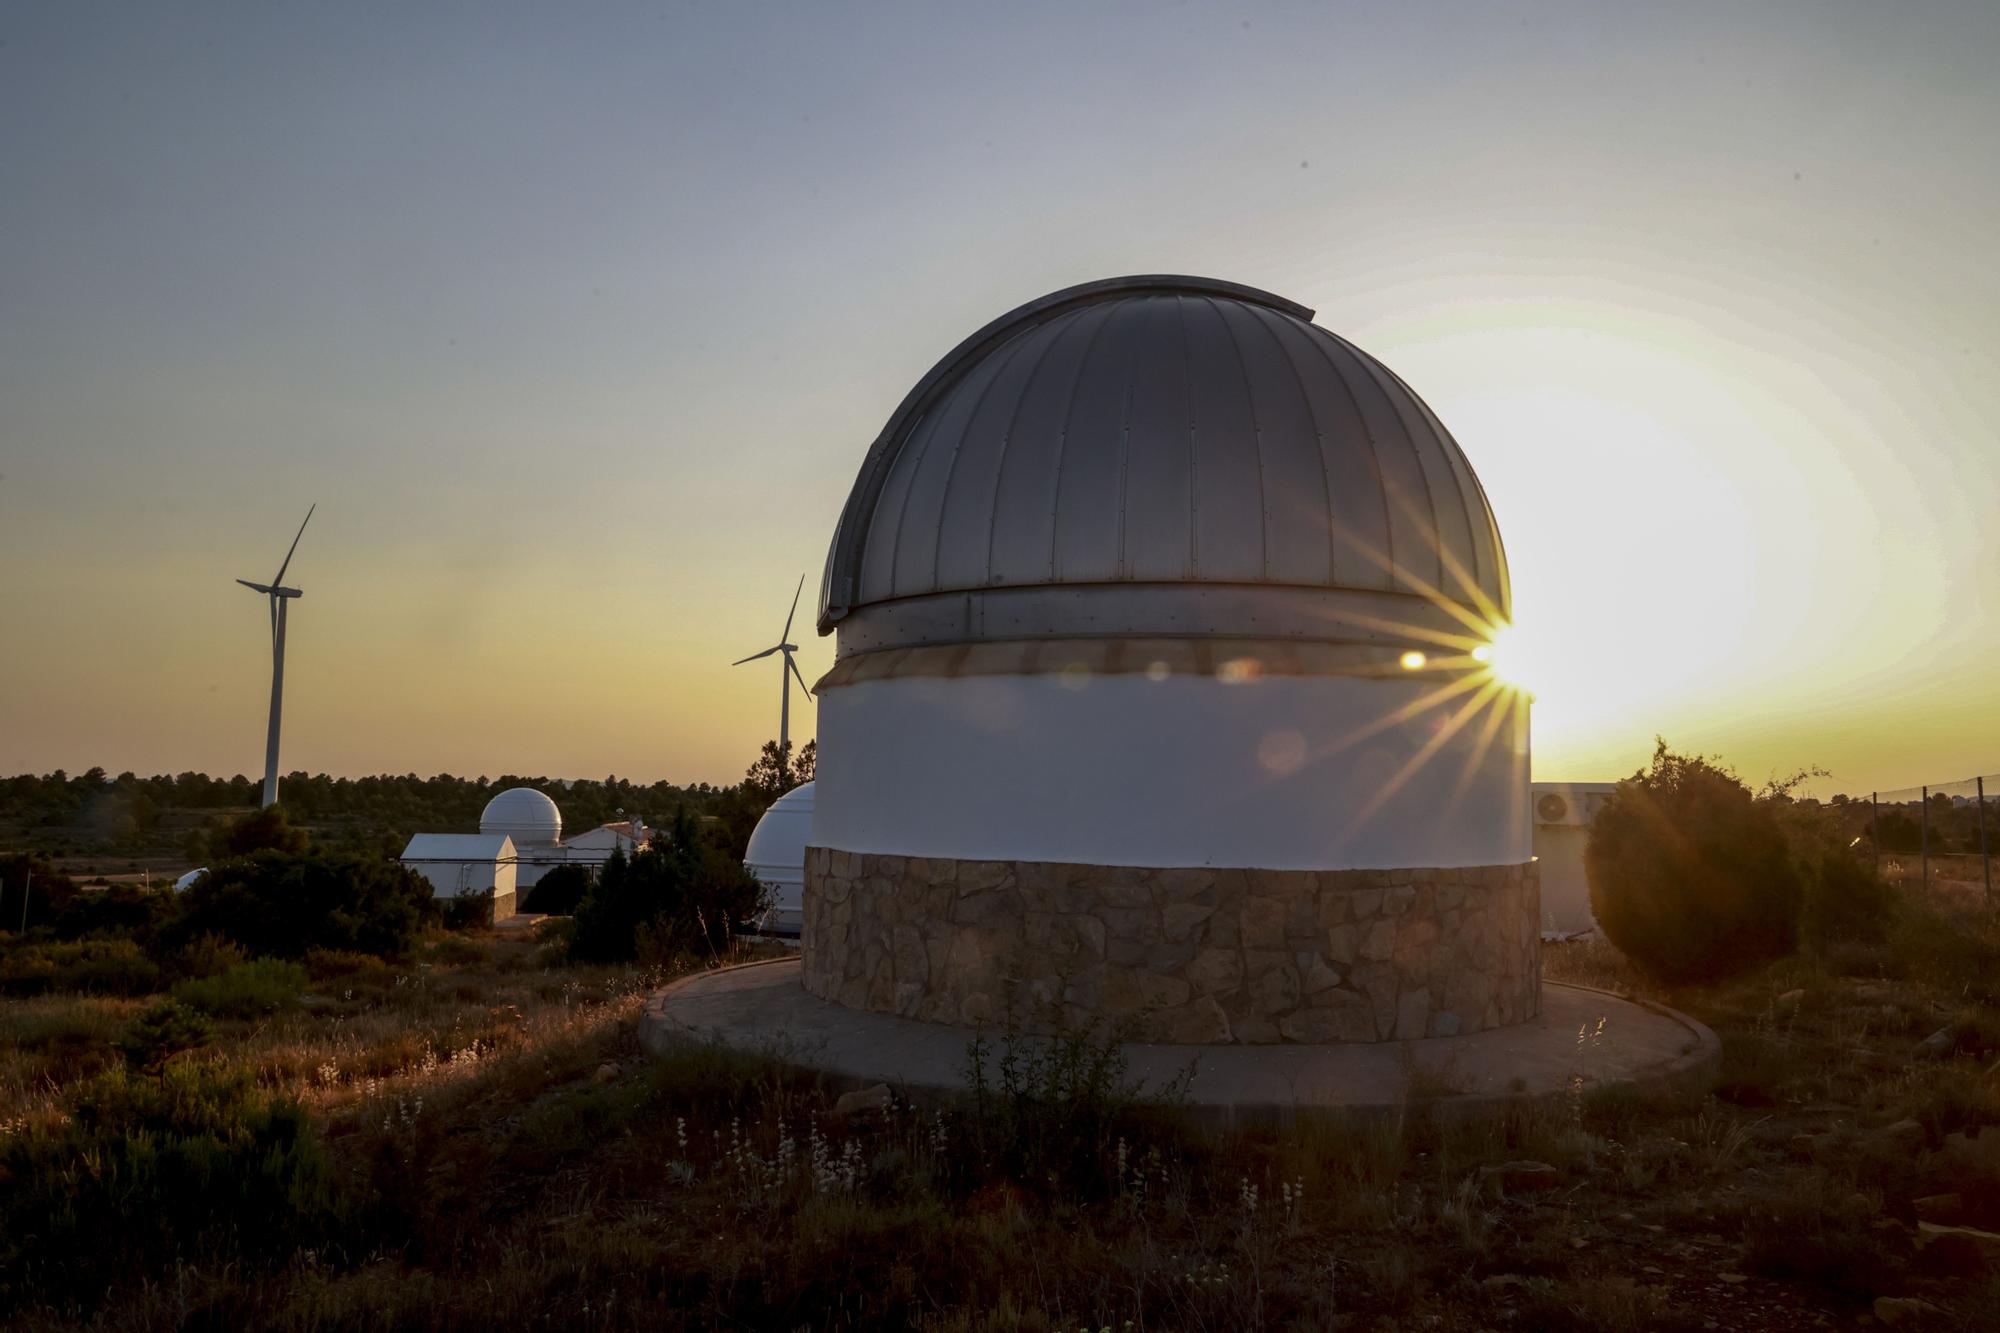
left=1851, top=773, right=1998, bottom=905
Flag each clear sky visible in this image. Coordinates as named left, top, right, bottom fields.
left=3, top=1, right=1994, bottom=795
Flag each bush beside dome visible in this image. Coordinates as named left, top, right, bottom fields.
left=802, top=276, right=1535, bottom=1043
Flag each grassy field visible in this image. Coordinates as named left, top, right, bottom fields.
left=3, top=889, right=1998, bottom=1331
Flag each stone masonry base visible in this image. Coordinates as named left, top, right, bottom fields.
left=801, top=850, right=1539, bottom=1043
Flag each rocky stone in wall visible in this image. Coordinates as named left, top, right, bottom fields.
left=802, top=850, right=1539, bottom=1044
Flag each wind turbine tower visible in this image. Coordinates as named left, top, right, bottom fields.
left=732, top=574, right=814, bottom=766
left=237, top=505, right=315, bottom=808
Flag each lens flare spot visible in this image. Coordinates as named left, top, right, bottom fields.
left=1145, top=660, right=1170, bottom=682
left=1059, top=662, right=1091, bottom=691
left=1399, top=650, right=1427, bottom=671
left=1471, top=645, right=1493, bottom=664
left=1217, top=657, right=1260, bottom=684
left=1257, top=729, right=1307, bottom=776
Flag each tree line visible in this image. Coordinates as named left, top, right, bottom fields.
left=0, top=740, right=816, bottom=862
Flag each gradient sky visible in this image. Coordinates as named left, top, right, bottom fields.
left=3, top=2, right=1994, bottom=796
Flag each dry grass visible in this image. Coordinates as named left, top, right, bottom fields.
left=4, top=884, right=1999, bottom=1331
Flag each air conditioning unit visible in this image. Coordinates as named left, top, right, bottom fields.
left=1531, top=782, right=1618, bottom=827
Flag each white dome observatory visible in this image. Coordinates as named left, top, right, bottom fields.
left=804, top=276, right=1536, bottom=1044
left=479, top=787, right=562, bottom=853
left=744, top=781, right=814, bottom=936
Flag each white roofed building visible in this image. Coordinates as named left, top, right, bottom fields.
left=399, top=832, right=518, bottom=921
left=406, top=788, right=656, bottom=910
left=562, top=818, right=651, bottom=863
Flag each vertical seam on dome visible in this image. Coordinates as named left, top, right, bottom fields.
left=983, top=315, right=1078, bottom=586
left=1294, top=324, right=1397, bottom=577
left=1243, top=306, right=1338, bottom=585
left=1333, top=335, right=1467, bottom=598
left=1114, top=315, right=1137, bottom=579
left=1381, top=360, right=1497, bottom=611
left=1045, top=301, right=1120, bottom=580
left=1174, top=295, right=1199, bottom=578
left=927, top=327, right=1041, bottom=594
left=1204, top=296, right=1270, bottom=579
left=1470, top=464, right=1511, bottom=617
left=880, top=405, right=933, bottom=598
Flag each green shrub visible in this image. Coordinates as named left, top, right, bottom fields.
left=0, top=853, right=78, bottom=932
left=168, top=932, right=249, bottom=981
left=424, top=932, right=486, bottom=965
left=520, top=862, right=591, bottom=914
left=441, top=888, right=494, bottom=930
left=164, top=850, right=436, bottom=959
left=172, top=958, right=308, bottom=1017
left=1586, top=741, right=1802, bottom=984
left=0, top=1061, right=346, bottom=1314
left=1874, top=810, right=1922, bottom=855
left=961, top=1014, right=1193, bottom=1197
left=303, top=946, right=394, bottom=983
left=1802, top=848, right=1896, bottom=946
left=569, top=807, right=764, bottom=963
left=0, top=938, right=162, bottom=996
left=119, top=1000, right=214, bottom=1072
left=205, top=803, right=311, bottom=857
left=48, top=882, right=173, bottom=941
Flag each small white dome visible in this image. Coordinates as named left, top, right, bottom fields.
left=744, top=782, right=814, bottom=933
left=480, top=787, right=562, bottom=850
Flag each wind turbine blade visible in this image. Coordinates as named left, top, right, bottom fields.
left=781, top=572, right=805, bottom=642
left=236, top=579, right=274, bottom=593
left=787, top=651, right=814, bottom=699
left=731, top=646, right=781, bottom=666
left=271, top=503, right=315, bottom=587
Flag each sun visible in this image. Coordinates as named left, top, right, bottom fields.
left=1476, top=623, right=1536, bottom=694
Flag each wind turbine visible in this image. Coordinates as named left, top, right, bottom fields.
left=732, top=574, right=814, bottom=769
left=237, top=505, right=314, bottom=808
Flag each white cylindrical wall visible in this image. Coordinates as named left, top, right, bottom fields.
left=814, top=671, right=1529, bottom=870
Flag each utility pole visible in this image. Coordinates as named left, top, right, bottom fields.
left=18, top=869, right=29, bottom=933
left=1921, top=786, right=1930, bottom=893
left=1870, top=792, right=1879, bottom=875
left=1979, top=775, right=1991, bottom=906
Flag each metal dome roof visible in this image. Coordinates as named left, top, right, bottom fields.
left=479, top=787, right=562, bottom=848
left=818, top=276, right=1508, bottom=654
left=743, top=781, right=814, bottom=880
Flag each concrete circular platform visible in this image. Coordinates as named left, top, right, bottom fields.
left=640, top=957, right=1718, bottom=1123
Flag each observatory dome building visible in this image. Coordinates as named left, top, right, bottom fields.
left=803, top=276, right=1536, bottom=1044
left=744, top=781, right=815, bottom=936
left=479, top=787, right=562, bottom=887
left=481, top=787, right=563, bottom=849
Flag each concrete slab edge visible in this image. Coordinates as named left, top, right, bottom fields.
left=638, top=961, right=1723, bottom=1129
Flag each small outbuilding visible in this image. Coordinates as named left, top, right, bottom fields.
left=399, top=832, right=518, bottom=922
left=562, top=818, right=651, bottom=862
left=1530, top=782, right=1618, bottom=937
